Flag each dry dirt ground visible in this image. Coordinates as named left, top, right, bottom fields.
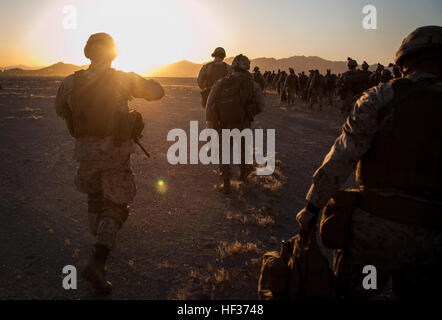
left=0, top=77, right=348, bottom=299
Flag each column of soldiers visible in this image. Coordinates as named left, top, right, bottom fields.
left=55, top=25, right=441, bottom=300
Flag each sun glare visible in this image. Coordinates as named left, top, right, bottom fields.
left=30, top=0, right=217, bottom=75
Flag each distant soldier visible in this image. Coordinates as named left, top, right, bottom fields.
left=296, top=25, right=442, bottom=300
left=285, top=68, right=298, bottom=105
left=266, top=70, right=276, bottom=91
left=337, top=58, right=367, bottom=115
left=324, top=69, right=337, bottom=106
left=278, top=71, right=288, bottom=102
left=273, top=69, right=281, bottom=94
left=380, top=69, right=393, bottom=83
left=197, top=47, right=231, bottom=108
left=55, top=33, right=164, bottom=294
left=298, top=71, right=308, bottom=100
left=252, top=66, right=266, bottom=92
left=308, top=70, right=324, bottom=110
left=369, top=63, right=384, bottom=87
left=360, top=61, right=372, bottom=91
left=206, top=54, right=265, bottom=193
left=389, top=63, right=402, bottom=78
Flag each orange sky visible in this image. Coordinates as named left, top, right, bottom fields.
left=1, top=0, right=441, bottom=74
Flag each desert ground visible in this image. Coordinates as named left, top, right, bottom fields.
left=0, top=76, right=351, bottom=299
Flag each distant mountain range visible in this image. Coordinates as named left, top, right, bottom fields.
left=1, top=56, right=382, bottom=77
left=1, top=65, right=44, bottom=71
left=0, top=62, right=87, bottom=76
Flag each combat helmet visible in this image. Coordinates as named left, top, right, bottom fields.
left=362, top=61, right=369, bottom=70
left=211, top=47, right=226, bottom=58
left=253, top=66, right=260, bottom=72
left=395, top=26, right=442, bottom=68
left=347, top=57, right=358, bottom=69
left=231, top=54, right=250, bottom=71
left=84, top=33, right=118, bottom=61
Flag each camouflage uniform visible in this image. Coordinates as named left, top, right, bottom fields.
left=306, top=70, right=442, bottom=298
left=284, top=71, right=298, bottom=105
left=197, top=57, right=231, bottom=90
left=206, top=69, right=266, bottom=183
left=55, top=65, right=164, bottom=250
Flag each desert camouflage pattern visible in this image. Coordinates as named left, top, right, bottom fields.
left=55, top=64, right=164, bottom=250
left=336, top=207, right=442, bottom=298
left=305, top=70, right=442, bottom=298
left=305, top=70, right=439, bottom=208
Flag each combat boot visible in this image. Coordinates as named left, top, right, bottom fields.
left=82, top=244, right=113, bottom=295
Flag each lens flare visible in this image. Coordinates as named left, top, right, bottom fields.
left=156, top=179, right=167, bottom=194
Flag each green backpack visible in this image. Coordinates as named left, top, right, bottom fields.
left=216, top=74, right=254, bottom=124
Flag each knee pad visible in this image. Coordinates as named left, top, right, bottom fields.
left=96, top=217, right=119, bottom=251
left=102, top=199, right=129, bottom=228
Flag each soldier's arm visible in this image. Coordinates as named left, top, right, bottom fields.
left=54, top=75, right=74, bottom=119
left=205, top=79, right=222, bottom=123
left=305, top=83, right=395, bottom=208
left=197, top=64, right=208, bottom=89
left=127, top=72, right=164, bottom=101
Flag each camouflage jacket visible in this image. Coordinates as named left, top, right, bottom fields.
left=55, top=64, right=164, bottom=162
left=306, top=71, right=440, bottom=208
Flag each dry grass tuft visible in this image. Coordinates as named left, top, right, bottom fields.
left=217, top=240, right=259, bottom=259
left=213, top=268, right=230, bottom=284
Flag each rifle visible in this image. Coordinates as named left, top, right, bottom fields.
left=134, top=138, right=150, bottom=158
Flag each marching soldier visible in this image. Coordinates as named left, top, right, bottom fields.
left=55, top=33, right=164, bottom=294
left=197, top=47, right=230, bottom=108
left=205, top=54, right=266, bottom=193
left=296, top=26, right=442, bottom=300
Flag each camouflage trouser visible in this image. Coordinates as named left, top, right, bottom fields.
left=75, top=156, right=136, bottom=250
left=218, top=123, right=254, bottom=180
left=308, top=87, right=323, bottom=109
left=287, top=88, right=296, bottom=105
left=334, top=207, right=442, bottom=300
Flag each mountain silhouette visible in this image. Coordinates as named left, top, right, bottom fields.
left=147, top=56, right=380, bottom=77
left=0, top=62, right=86, bottom=76
left=0, top=57, right=382, bottom=77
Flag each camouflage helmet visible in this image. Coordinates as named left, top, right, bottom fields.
left=231, top=54, right=250, bottom=71
left=211, top=47, right=226, bottom=58
left=362, top=61, right=369, bottom=70
left=347, top=57, right=358, bottom=69
left=395, top=26, right=442, bottom=67
left=84, top=33, right=118, bottom=61
left=253, top=66, right=260, bottom=72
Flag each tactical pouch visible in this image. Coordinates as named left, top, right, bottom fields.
left=115, top=110, right=144, bottom=145
left=319, top=189, right=359, bottom=249
left=258, top=237, right=295, bottom=300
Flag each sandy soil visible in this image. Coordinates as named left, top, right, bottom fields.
left=0, top=77, right=348, bottom=299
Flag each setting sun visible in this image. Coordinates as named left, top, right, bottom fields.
left=24, top=0, right=221, bottom=74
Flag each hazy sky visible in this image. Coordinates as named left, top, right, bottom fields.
left=1, top=0, right=441, bottom=73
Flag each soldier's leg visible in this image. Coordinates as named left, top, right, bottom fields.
left=87, top=191, right=104, bottom=236
left=239, top=133, right=253, bottom=182
left=75, top=161, right=103, bottom=237
left=219, top=133, right=232, bottom=193
left=83, top=156, right=136, bottom=294
left=334, top=208, right=397, bottom=299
